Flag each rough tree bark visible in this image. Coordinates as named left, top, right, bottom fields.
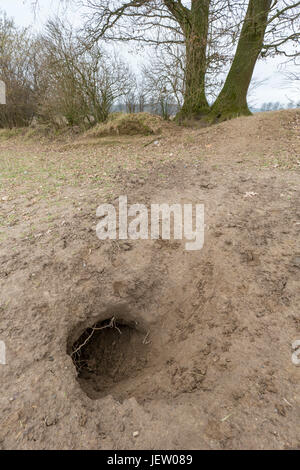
left=179, top=0, right=211, bottom=119
left=210, top=0, right=272, bottom=121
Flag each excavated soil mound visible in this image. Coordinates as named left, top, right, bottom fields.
left=86, top=112, right=164, bottom=137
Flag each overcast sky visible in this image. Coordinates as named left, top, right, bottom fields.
left=1, top=0, right=299, bottom=106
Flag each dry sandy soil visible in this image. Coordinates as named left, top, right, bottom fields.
left=0, top=110, right=299, bottom=450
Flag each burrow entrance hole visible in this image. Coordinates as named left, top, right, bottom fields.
left=68, top=317, right=149, bottom=400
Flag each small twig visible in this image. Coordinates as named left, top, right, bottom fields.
left=221, top=413, right=233, bottom=422
left=283, top=398, right=293, bottom=407
left=143, top=331, right=151, bottom=345
left=143, top=137, right=162, bottom=148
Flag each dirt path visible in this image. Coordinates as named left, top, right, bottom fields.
left=0, top=110, right=299, bottom=449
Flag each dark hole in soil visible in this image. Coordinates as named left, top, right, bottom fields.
left=69, top=318, right=149, bottom=400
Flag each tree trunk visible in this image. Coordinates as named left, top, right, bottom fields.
left=177, top=0, right=210, bottom=120
left=210, top=0, right=272, bottom=122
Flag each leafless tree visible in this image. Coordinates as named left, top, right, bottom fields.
left=73, top=0, right=300, bottom=121
left=0, top=12, right=36, bottom=127
left=39, top=18, right=134, bottom=125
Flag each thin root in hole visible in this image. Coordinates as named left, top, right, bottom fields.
left=69, top=317, right=149, bottom=399
left=71, top=317, right=121, bottom=366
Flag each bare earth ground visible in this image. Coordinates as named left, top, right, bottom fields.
left=0, top=110, right=299, bottom=450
